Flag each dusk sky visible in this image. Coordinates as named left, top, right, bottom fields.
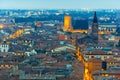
left=0, top=0, right=120, bottom=9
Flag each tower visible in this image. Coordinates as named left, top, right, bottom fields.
left=34, top=21, right=38, bottom=31
left=63, top=16, right=73, bottom=31
left=92, top=12, right=98, bottom=43
left=0, top=40, right=9, bottom=52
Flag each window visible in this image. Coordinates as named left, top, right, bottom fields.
left=91, top=56, right=94, bottom=58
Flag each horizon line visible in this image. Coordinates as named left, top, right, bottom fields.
left=0, top=8, right=120, bottom=10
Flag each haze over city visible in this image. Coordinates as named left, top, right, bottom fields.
left=0, top=0, right=120, bottom=9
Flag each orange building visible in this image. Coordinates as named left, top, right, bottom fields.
left=63, top=16, right=73, bottom=31
left=88, top=58, right=102, bottom=71
left=63, top=16, right=88, bottom=33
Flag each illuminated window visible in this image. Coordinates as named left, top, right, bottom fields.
left=101, top=74, right=109, bottom=77
left=1, top=65, right=4, bottom=67
left=105, top=74, right=109, bottom=76
left=5, top=65, right=9, bottom=67
left=110, top=62, right=115, bottom=64
left=102, top=74, right=105, bottom=76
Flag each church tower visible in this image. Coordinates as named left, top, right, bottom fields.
left=92, top=12, right=99, bottom=43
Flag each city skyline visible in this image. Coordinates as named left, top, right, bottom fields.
left=0, top=2, right=120, bottom=80
left=0, top=0, right=120, bottom=9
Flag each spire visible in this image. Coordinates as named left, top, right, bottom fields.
left=93, top=11, right=98, bottom=23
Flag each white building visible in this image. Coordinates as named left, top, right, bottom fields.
left=0, top=41, right=9, bottom=52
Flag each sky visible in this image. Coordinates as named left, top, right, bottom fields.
left=0, top=0, right=120, bottom=9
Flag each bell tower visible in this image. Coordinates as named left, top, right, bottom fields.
left=63, top=16, right=73, bottom=31
left=91, top=12, right=98, bottom=43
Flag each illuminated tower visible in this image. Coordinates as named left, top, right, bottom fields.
left=92, top=12, right=98, bottom=43
left=63, top=16, right=73, bottom=31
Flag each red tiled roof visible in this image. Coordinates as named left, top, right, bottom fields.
left=106, top=58, right=117, bottom=62
left=88, top=58, right=102, bottom=62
